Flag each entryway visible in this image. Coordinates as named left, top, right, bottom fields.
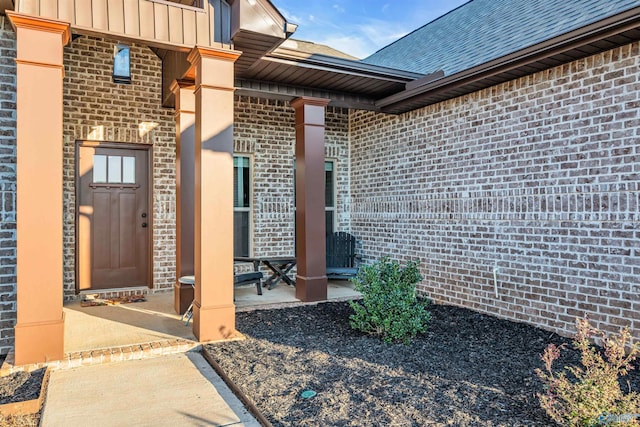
left=76, top=142, right=151, bottom=291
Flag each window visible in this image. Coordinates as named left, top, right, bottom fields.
left=324, top=161, right=336, bottom=235
left=234, top=156, right=251, bottom=257
left=294, top=160, right=337, bottom=235
left=93, top=154, right=136, bottom=184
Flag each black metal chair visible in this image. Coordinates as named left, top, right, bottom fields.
left=326, top=231, right=361, bottom=280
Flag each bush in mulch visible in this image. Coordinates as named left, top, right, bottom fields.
left=205, top=302, right=640, bottom=427
left=349, top=257, right=431, bottom=344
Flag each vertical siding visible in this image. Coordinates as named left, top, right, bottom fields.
left=17, top=0, right=219, bottom=49
left=168, top=7, right=183, bottom=44
left=195, top=2, right=211, bottom=45
left=39, top=0, right=58, bottom=18
left=153, top=4, right=169, bottom=42
left=123, top=0, right=140, bottom=35
left=138, top=1, right=155, bottom=39
left=107, top=0, right=125, bottom=34
left=19, top=0, right=39, bottom=14
left=92, top=0, right=109, bottom=31
left=75, top=1, right=93, bottom=28
left=182, top=10, right=197, bottom=46
left=58, top=1, right=75, bottom=23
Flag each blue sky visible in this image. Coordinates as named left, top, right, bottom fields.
left=271, top=0, right=469, bottom=59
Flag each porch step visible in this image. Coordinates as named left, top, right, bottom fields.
left=1, top=338, right=198, bottom=375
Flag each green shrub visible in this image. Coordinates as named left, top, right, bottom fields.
left=348, top=257, right=431, bottom=344
left=535, top=318, right=640, bottom=426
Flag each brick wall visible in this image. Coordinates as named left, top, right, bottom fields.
left=63, top=36, right=176, bottom=298
left=350, top=42, right=640, bottom=339
left=0, top=16, right=16, bottom=355
left=234, top=96, right=350, bottom=263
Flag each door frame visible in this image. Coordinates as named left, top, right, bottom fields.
left=74, top=140, right=154, bottom=293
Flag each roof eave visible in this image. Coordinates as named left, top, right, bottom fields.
left=377, top=5, right=640, bottom=114
left=264, top=49, right=425, bottom=81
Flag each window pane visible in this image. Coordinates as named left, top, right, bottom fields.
left=122, top=157, right=135, bottom=184
left=325, top=210, right=334, bottom=236
left=325, top=162, right=334, bottom=208
left=234, top=211, right=250, bottom=257
left=93, top=155, right=107, bottom=183
left=241, top=163, right=250, bottom=208
left=108, top=156, right=121, bottom=183
left=234, top=157, right=250, bottom=208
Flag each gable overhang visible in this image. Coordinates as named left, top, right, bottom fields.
left=377, top=6, right=640, bottom=114
left=229, top=0, right=297, bottom=74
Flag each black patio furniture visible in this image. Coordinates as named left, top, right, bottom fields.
left=326, top=232, right=361, bottom=280
left=234, top=256, right=296, bottom=289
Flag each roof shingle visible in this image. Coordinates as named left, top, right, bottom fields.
left=363, top=0, right=640, bottom=76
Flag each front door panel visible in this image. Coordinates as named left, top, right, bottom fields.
left=77, top=144, right=150, bottom=291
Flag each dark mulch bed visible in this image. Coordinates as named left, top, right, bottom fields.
left=0, top=355, right=44, bottom=426
left=0, top=360, right=45, bottom=406
left=205, top=302, right=640, bottom=427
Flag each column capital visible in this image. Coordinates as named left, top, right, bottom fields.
left=290, top=97, right=331, bottom=110
left=6, top=12, right=70, bottom=46
left=170, top=79, right=196, bottom=95
left=171, top=79, right=196, bottom=115
left=187, top=46, right=242, bottom=66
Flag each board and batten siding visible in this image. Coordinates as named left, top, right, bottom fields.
left=15, top=0, right=217, bottom=48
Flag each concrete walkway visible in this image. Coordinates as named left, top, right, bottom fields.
left=41, top=352, right=260, bottom=427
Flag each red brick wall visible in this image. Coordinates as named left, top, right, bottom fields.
left=350, top=42, right=640, bottom=339
left=62, top=36, right=176, bottom=298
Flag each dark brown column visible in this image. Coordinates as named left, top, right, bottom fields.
left=171, top=80, right=196, bottom=314
left=291, top=97, right=330, bottom=302
left=188, top=46, right=240, bottom=341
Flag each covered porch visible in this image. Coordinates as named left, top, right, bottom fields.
left=60, top=281, right=359, bottom=364
left=6, top=0, right=413, bottom=367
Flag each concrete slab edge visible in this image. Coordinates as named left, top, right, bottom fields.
left=1, top=339, right=199, bottom=375
left=201, top=346, right=273, bottom=427
left=235, top=295, right=361, bottom=313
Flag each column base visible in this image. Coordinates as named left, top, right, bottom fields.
left=14, top=314, right=65, bottom=366
left=192, top=303, right=235, bottom=342
left=174, top=281, right=194, bottom=315
left=295, top=275, right=328, bottom=302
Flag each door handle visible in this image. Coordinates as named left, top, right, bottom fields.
left=141, top=213, right=147, bottom=218
left=142, top=222, right=148, bottom=228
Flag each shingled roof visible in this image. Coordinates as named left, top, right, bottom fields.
left=364, top=0, right=640, bottom=75
left=279, top=39, right=359, bottom=60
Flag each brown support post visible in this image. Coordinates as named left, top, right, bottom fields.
left=187, top=47, right=240, bottom=341
left=291, top=97, right=330, bottom=302
left=171, top=80, right=196, bottom=315
left=7, top=13, right=70, bottom=365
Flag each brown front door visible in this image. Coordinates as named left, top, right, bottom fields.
left=77, top=143, right=151, bottom=291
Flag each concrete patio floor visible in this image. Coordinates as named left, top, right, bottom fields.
left=63, top=280, right=360, bottom=354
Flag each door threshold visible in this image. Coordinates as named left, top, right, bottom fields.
left=78, top=287, right=152, bottom=299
